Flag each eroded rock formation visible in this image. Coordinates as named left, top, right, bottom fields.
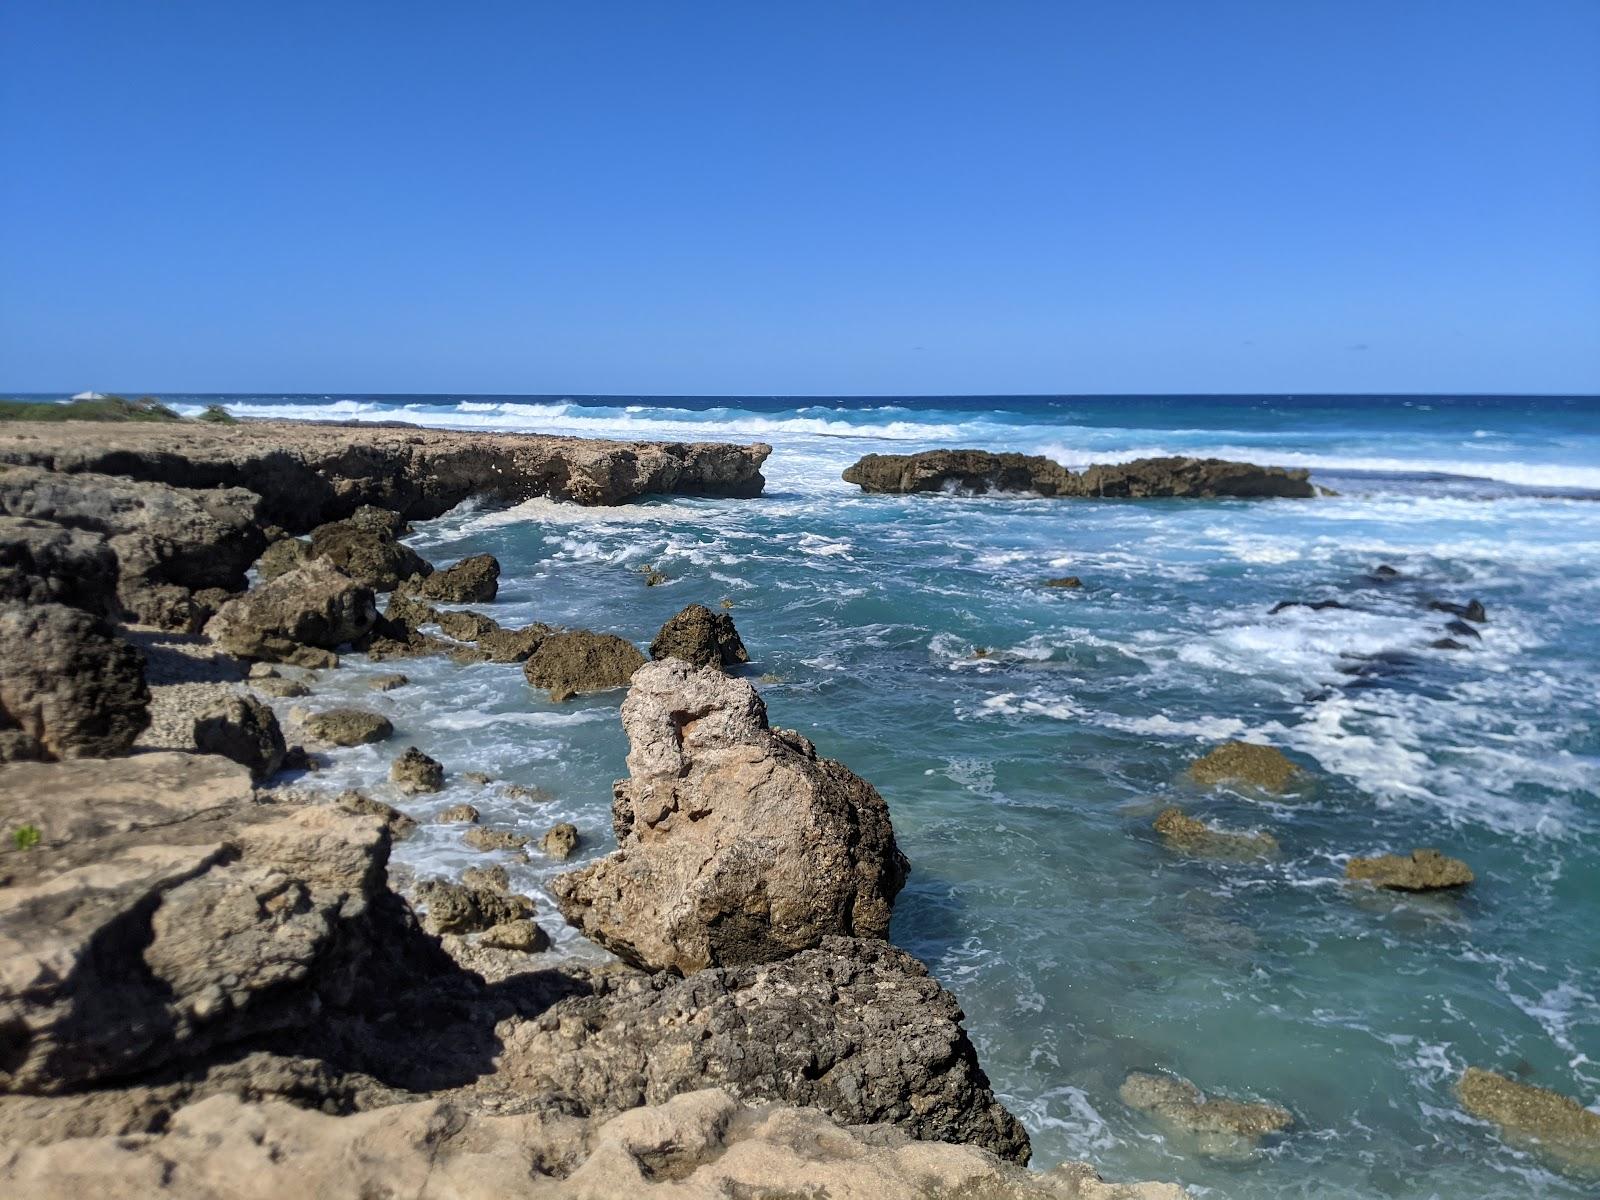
left=551, top=660, right=908, bottom=973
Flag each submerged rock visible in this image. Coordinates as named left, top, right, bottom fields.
left=1430, top=598, right=1488, bottom=623
left=0, top=603, right=149, bottom=762
left=388, top=746, right=443, bottom=794
left=842, top=449, right=1316, bottom=499
left=1458, top=1067, right=1600, bottom=1175
left=522, top=629, right=646, bottom=698
left=1346, top=848, right=1473, bottom=891
left=437, top=803, right=480, bottom=824
left=1188, top=741, right=1302, bottom=793
left=205, top=561, right=376, bottom=665
left=295, top=707, right=393, bottom=747
left=552, top=659, right=909, bottom=973
left=1154, top=807, right=1278, bottom=860
left=1044, top=575, right=1083, bottom=588
left=649, top=602, right=749, bottom=669
left=1120, top=1071, right=1293, bottom=1155
left=191, top=693, right=286, bottom=782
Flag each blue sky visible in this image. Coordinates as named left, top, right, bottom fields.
left=2, top=1, right=1597, bottom=395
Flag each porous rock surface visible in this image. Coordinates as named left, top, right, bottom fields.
left=843, top=449, right=1315, bottom=499
left=405, top=552, right=500, bottom=602
left=1346, top=848, right=1473, bottom=890
left=0, top=465, right=265, bottom=629
left=523, top=629, right=646, bottom=698
left=1153, top=807, right=1278, bottom=860
left=0, top=1086, right=1178, bottom=1199
left=205, top=561, right=377, bottom=665
left=649, top=602, right=749, bottom=670
left=0, top=421, right=772, bottom=528
left=1188, top=741, right=1303, bottom=793
left=191, top=693, right=286, bottom=782
left=551, top=660, right=909, bottom=973
left=1457, top=1067, right=1600, bottom=1174
left=1120, top=1071, right=1292, bottom=1156
left=0, top=515, right=120, bottom=618
left=306, top=516, right=431, bottom=591
left=0, top=602, right=149, bottom=762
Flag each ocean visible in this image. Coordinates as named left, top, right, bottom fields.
left=175, top=393, right=1600, bottom=1198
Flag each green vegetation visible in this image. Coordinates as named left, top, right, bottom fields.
left=0, top=394, right=183, bottom=423
left=12, top=824, right=41, bottom=851
left=196, top=404, right=238, bottom=424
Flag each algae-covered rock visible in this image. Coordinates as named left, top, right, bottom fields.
left=1346, top=848, right=1473, bottom=891
left=1154, top=807, right=1278, bottom=860
left=1458, top=1067, right=1600, bottom=1175
left=1189, top=741, right=1302, bottom=793
left=1120, top=1071, right=1293, bottom=1156
left=522, top=629, right=646, bottom=698
left=404, top=553, right=500, bottom=603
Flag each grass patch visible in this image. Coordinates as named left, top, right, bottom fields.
left=0, top=394, right=184, bottom=423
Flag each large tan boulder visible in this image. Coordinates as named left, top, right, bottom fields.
left=551, top=660, right=908, bottom=973
left=205, top=561, right=376, bottom=665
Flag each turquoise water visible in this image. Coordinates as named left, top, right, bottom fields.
left=190, top=394, right=1600, bottom=1198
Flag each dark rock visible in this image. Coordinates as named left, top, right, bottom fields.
left=0, top=465, right=266, bottom=630
left=842, top=450, right=1315, bottom=499
left=308, top=519, right=431, bottom=592
left=523, top=630, right=646, bottom=698
left=1269, top=599, right=1349, bottom=614
left=434, top=609, right=499, bottom=641
left=1431, top=638, right=1469, bottom=651
left=648, top=603, right=749, bottom=670
left=192, top=694, right=286, bottom=782
left=388, top=746, right=443, bottom=795
left=405, top=554, right=500, bottom=603
left=1044, top=576, right=1083, bottom=588
left=1371, top=564, right=1401, bottom=578
left=205, top=561, right=377, bottom=664
left=0, top=603, right=148, bottom=762
left=474, top=622, right=550, bottom=663
left=552, top=660, right=908, bottom=973
left=1445, top=620, right=1482, bottom=640
left=0, top=517, right=120, bottom=618
left=0, top=422, right=771, bottom=528
left=1429, top=598, right=1488, bottom=623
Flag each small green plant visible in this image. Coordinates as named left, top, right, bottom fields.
left=197, top=404, right=238, bottom=424
left=12, top=824, right=41, bottom=851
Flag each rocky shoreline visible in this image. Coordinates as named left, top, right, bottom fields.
left=0, top=420, right=1192, bottom=1198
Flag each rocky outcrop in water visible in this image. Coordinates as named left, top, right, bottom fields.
left=306, top=515, right=432, bottom=591
left=551, top=660, right=909, bottom=973
left=1458, top=1068, right=1600, bottom=1175
left=388, top=745, right=443, bottom=794
left=1188, top=741, right=1303, bottom=793
left=205, top=561, right=377, bottom=666
left=0, top=465, right=265, bottom=629
left=0, top=603, right=149, bottom=762
left=843, top=449, right=1316, bottom=499
left=1153, top=807, right=1278, bottom=860
left=1120, top=1071, right=1293, bottom=1157
left=294, top=707, right=393, bottom=747
left=523, top=629, right=646, bottom=699
left=0, top=420, right=772, bottom=528
left=1346, top=848, right=1473, bottom=891
left=404, top=552, right=500, bottom=602
left=649, top=602, right=749, bottom=669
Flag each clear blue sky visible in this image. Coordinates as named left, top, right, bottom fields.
left=3, top=1, right=1597, bottom=395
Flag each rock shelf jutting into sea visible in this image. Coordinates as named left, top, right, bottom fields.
left=2, top=392, right=1598, bottom=1200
